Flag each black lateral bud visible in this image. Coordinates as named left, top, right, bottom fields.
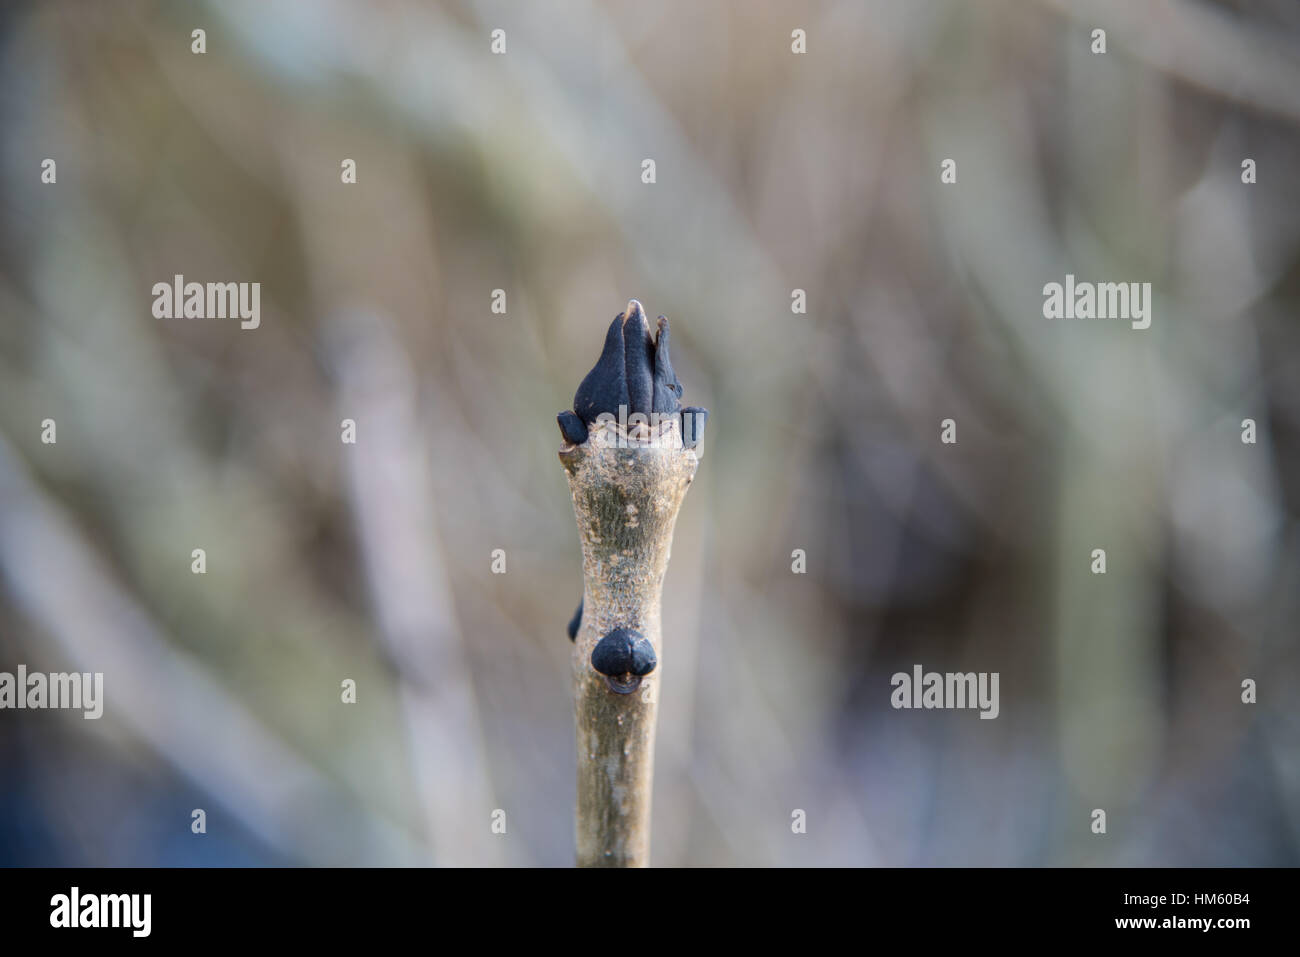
left=590, top=627, right=657, bottom=694
left=681, top=406, right=708, bottom=448
left=567, top=598, right=583, bottom=641
left=557, top=410, right=588, bottom=445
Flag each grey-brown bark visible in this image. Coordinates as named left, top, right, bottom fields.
left=560, top=419, right=699, bottom=867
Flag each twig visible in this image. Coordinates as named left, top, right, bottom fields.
left=557, top=300, right=706, bottom=867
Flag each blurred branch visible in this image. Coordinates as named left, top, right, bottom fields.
left=324, top=309, right=502, bottom=866
left=1037, top=0, right=1300, bottom=123
left=0, top=435, right=425, bottom=865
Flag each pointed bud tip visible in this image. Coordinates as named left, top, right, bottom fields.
left=622, top=299, right=649, bottom=334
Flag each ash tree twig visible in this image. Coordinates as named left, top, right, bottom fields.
left=557, top=299, right=707, bottom=867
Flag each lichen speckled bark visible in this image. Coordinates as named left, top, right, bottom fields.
left=559, top=420, right=698, bottom=867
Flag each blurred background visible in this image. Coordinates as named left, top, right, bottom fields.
left=1, top=0, right=1298, bottom=866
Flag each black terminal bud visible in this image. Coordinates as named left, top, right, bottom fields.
left=559, top=300, right=708, bottom=449
left=570, top=300, right=694, bottom=424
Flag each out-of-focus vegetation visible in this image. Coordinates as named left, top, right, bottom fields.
left=1, top=0, right=1298, bottom=865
